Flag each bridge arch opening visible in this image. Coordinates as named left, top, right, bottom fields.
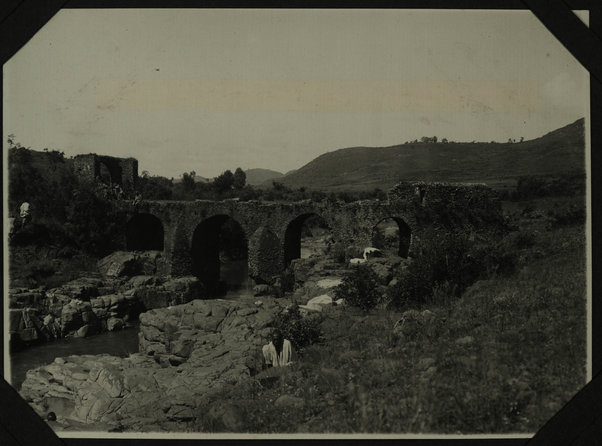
left=284, top=213, right=332, bottom=265
left=191, top=215, right=248, bottom=296
left=126, top=213, right=164, bottom=251
left=371, top=217, right=411, bottom=258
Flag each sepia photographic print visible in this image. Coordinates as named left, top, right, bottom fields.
left=3, top=8, right=592, bottom=440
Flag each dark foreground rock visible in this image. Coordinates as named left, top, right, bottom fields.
left=20, top=297, right=285, bottom=432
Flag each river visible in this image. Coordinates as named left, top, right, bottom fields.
left=9, top=258, right=254, bottom=391
left=9, top=322, right=141, bottom=391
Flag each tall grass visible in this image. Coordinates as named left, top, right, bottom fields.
left=189, top=196, right=586, bottom=434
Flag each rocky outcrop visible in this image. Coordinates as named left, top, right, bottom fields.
left=97, top=251, right=164, bottom=278
left=9, top=307, right=60, bottom=350
left=130, top=276, right=203, bottom=310
left=138, top=298, right=281, bottom=368
left=20, top=297, right=285, bottom=431
left=9, top=273, right=205, bottom=350
left=8, top=288, right=46, bottom=308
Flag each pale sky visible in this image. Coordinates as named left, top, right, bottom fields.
left=3, top=9, right=590, bottom=179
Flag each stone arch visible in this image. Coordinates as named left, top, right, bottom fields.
left=126, top=213, right=164, bottom=251
left=191, top=215, right=248, bottom=295
left=283, top=213, right=332, bottom=265
left=248, top=226, right=282, bottom=285
left=371, top=217, right=412, bottom=258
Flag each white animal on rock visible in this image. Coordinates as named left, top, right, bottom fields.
left=363, top=247, right=383, bottom=260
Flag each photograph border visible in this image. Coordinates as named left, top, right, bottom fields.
left=1, top=1, right=599, bottom=444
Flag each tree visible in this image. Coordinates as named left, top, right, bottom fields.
left=138, top=174, right=173, bottom=200
left=181, top=171, right=196, bottom=192
left=214, top=169, right=235, bottom=193
left=233, top=167, right=246, bottom=189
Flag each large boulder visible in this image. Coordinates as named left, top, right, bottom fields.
left=132, top=277, right=203, bottom=311
left=98, top=251, right=165, bottom=279
left=19, top=297, right=287, bottom=431
left=58, top=277, right=103, bottom=301
left=306, top=294, right=333, bottom=307
left=162, top=276, right=203, bottom=304
left=107, top=317, right=124, bottom=331
left=127, top=275, right=158, bottom=289
left=9, top=289, right=45, bottom=309
left=60, top=300, right=98, bottom=335
left=137, top=251, right=164, bottom=276
left=97, top=252, right=140, bottom=278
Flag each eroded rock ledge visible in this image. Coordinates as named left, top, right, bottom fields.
left=20, top=297, right=285, bottom=432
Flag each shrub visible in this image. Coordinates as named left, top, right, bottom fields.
left=271, top=305, right=323, bottom=353
left=334, top=264, right=381, bottom=311
left=513, top=174, right=585, bottom=200
left=389, top=228, right=524, bottom=309
left=388, top=229, right=483, bottom=308
left=547, top=202, right=585, bottom=227
left=25, top=259, right=56, bottom=279
left=64, top=180, right=127, bottom=256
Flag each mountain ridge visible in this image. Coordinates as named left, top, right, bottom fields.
left=273, top=118, right=585, bottom=191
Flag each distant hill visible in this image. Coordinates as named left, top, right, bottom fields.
left=245, top=168, right=284, bottom=186
left=277, top=118, right=585, bottom=191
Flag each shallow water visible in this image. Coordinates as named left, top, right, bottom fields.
left=9, top=323, right=141, bottom=391
left=221, top=258, right=254, bottom=299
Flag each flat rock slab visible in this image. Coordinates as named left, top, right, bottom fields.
left=316, top=278, right=343, bottom=289
left=20, top=297, right=286, bottom=432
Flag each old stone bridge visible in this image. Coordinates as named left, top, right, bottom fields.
left=117, top=182, right=501, bottom=288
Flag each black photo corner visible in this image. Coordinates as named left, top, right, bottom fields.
left=0, top=1, right=600, bottom=445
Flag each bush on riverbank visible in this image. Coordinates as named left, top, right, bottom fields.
left=334, top=265, right=381, bottom=311
left=271, top=305, right=324, bottom=354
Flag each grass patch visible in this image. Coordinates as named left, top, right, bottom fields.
left=190, top=196, right=587, bottom=434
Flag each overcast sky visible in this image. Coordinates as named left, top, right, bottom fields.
left=3, top=9, right=589, bottom=179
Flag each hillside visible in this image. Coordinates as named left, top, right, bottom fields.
left=278, top=118, right=585, bottom=191
left=245, top=168, right=284, bottom=186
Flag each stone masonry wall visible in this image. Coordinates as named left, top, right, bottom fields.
left=119, top=181, right=502, bottom=285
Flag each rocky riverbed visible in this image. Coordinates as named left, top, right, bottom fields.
left=19, top=297, right=286, bottom=432
left=9, top=251, right=202, bottom=351
left=14, top=247, right=408, bottom=433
